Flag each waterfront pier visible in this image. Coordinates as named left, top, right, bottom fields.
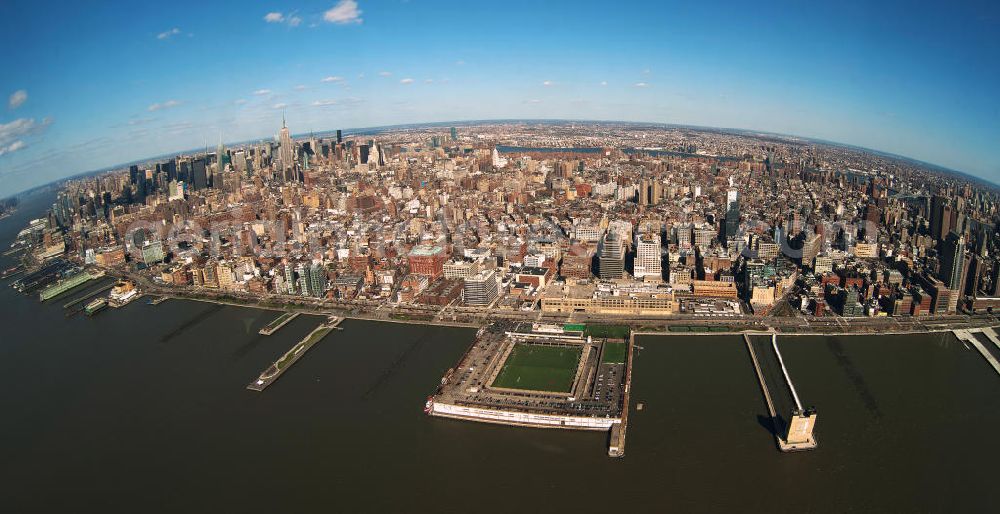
left=39, top=270, right=104, bottom=301
left=744, top=333, right=818, bottom=452
left=954, top=328, right=1000, bottom=376
left=247, top=317, right=342, bottom=392
left=63, top=281, right=115, bottom=309
left=259, top=312, right=300, bottom=335
left=608, top=332, right=635, bottom=457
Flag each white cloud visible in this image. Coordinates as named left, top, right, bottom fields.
left=424, top=79, right=434, bottom=84
left=634, top=82, right=649, bottom=88
left=455, top=60, right=465, bottom=66
left=0, top=140, right=26, bottom=156
left=147, top=99, right=181, bottom=111
left=400, top=78, right=414, bottom=85
left=542, top=80, right=554, bottom=87
left=312, top=99, right=338, bottom=107
left=264, top=11, right=301, bottom=27
left=321, top=76, right=345, bottom=83
left=599, top=81, right=608, bottom=86
left=378, top=71, right=392, bottom=77
left=8, top=90, right=27, bottom=109
left=253, top=89, right=272, bottom=96
left=526, top=99, right=542, bottom=104
left=234, top=99, right=248, bottom=105
left=0, top=117, right=52, bottom=157
left=294, top=84, right=307, bottom=90
left=272, top=103, right=288, bottom=110
left=324, top=0, right=363, bottom=25
left=157, top=28, right=181, bottom=40
left=127, top=117, right=155, bottom=126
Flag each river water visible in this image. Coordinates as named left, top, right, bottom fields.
left=1, top=189, right=998, bottom=513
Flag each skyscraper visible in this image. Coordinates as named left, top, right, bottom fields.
left=216, top=136, right=226, bottom=174
left=633, top=233, right=662, bottom=280
left=278, top=115, right=294, bottom=181
left=599, top=231, right=625, bottom=280
left=450, top=126, right=458, bottom=141
left=940, top=231, right=965, bottom=289
left=724, top=188, right=739, bottom=240
left=307, top=264, right=327, bottom=298
left=191, top=158, right=208, bottom=190
left=929, top=195, right=950, bottom=242
left=283, top=262, right=296, bottom=295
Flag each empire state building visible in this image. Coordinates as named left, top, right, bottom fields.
left=278, top=115, right=295, bottom=182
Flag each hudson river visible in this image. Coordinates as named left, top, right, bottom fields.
left=2, top=190, right=998, bottom=513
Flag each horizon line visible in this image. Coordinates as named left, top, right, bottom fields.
left=6, top=118, right=998, bottom=198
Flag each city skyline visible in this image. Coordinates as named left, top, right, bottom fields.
left=1, top=0, right=999, bottom=196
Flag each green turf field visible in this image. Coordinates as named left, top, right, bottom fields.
left=492, top=343, right=582, bottom=392
left=601, top=342, right=627, bottom=364
left=584, top=324, right=630, bottom=339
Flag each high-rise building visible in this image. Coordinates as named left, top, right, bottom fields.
left=633, top=233, right=662, bottom=280
left=939, top=231, right=965, bottom=289
left=724, top=189, right=739, bottom=240
left=801, top=232, right=821, bottom=268
left=991, top=260, right=1000, bottom=296
left=216, top=136, right=226, bottom=174
left=463, top=269, right=498, bottom=306
left=450, top=126, right=457, bottom=141
left=930, top=195, right=949, bottom=242
left=191, top=158, right=208, bottom=190
left=599, top=232, right=625, bottom=280
left=283, top=262, right=296, bottom=295
left=307, top=264, right=327, bottom=298
left=278, top=115, right=294, bottom=180
left=336, top=129, right=342, bottom=144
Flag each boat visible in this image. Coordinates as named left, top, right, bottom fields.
left=84, top=298, right=107, bottom=316
left=424, top=396, right=434, bottom=414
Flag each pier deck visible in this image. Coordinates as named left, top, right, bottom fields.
left=955, top=328, right=1000, bottom=377
left=259, top=311, right=300, bottom=335
left=63, top=281, right=115, bottom=309
left=744, top=333, right=817, bottom=451
left=608, top=333, right=635, bottom=457
left=247, top=317, right=342, bottom=392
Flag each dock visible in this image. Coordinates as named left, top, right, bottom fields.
left=39, top=270, right=104, bottom=301
left=63, top=281, right=115, bottom=309
left=954, top=328, right=1000, bottom=376
left=0, top=265, right=24, bottom=280
left=608, top=331, right=635, bottom=457
left=258, top=311, right=300, bottom=335
left=744, top=333, right=818, bottom=452
left=247, top=317, right=342, bottom=392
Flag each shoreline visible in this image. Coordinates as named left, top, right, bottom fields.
left=151, top=287, right=998, bottom=336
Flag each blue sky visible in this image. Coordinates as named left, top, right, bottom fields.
left=1, top=0, right=998, bottom=195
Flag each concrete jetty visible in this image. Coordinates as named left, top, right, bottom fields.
left=258, top=312, right=300, bottom=335
left=63, top=281, right=115, bottom=309
left=608, top=332, right=635, bottom=458
left=744, top=333, right=818, bottom=452
left=247, top=317, right=342, bottom=392
left=954, top=328, right=1000, bottom=376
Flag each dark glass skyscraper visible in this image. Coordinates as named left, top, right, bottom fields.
left=940, top=231, right=965, bottom=289
left=191, top=158, right=208, bottom=190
